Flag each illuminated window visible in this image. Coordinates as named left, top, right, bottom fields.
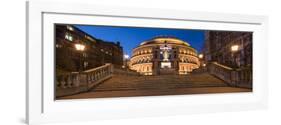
left=65, top=33, right=73, bottom=41
left=55, top=44, right=62, bottom=48
left=85, top=35, right=94, bottom=41
left=84, top=61, right=88, bottom=68
left=67, top=25, right=74, bottom=31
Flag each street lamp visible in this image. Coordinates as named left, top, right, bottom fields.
left=231, top=45, right=239, bottom=52
left=231, top=44, right=239, bottom=68
left=198, top=54, right=204, bottom=68
left=124, top=54, right=129, bottom=60
left=198, top=54, right=203, bottom=59
left=124, top=54, right=129, bottom=75
left=230, top=44, right=240, bottom=86
left=75, top=43, right=85, bottom=73
left=124, top=54, right=129, bottom=67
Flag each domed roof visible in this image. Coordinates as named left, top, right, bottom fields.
left=140, top=36, right=190, bottom=46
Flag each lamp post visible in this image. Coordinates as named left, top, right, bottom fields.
left=124, top=54, right=129, bottom=75
left=198, top=54, right=203, bottom=59
left=75, top=43, right=85, bottom=73
left=198, top=53, right=204, bottom=69
left=230, top=44, right=239, bottom=87
left=231, top=45, right=239, bottom=68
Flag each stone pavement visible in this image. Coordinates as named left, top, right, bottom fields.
left=58, top=73, right=251, bottom=99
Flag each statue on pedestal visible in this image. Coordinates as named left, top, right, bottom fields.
left=163, top=49, right=169, bottom=62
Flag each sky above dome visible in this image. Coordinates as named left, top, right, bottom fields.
left=75, top=25, right=205, bottom=56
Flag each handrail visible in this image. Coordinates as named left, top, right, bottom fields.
left=212, top=62, right=233, bottom=70
left=56, top=63, right=114, bottom=97
left=84, top=63, right=113, bottom=89
left=83, top=63, right=112, bottom=73
left=208, top=62, right=233, bottom=84
left=208, top=62, right=252, bottom=88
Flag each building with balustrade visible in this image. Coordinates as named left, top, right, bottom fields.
left=202, top=31, right=253, bottom=88
left=55, top=24, right=123, bottom=72
left=129, top=36, right=200, bottom=75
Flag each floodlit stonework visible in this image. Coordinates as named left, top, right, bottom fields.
left=129, top=36, right=200, bottom=75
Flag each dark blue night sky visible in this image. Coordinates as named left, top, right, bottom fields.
left=75, top=25, right=205, bottom=56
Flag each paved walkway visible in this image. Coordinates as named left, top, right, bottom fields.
left=58, top=73, right=251, bottom=99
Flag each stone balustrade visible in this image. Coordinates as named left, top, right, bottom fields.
left=56, top=72, right=80, bottom=88
left=207, top=62, right=252, bottom=88
left=56, top=63, right=113, bottom=98
left=208, top=62, right=233, bottom=84
left=233, top=66, right=252, bottom=88
left=84, top=63, right=113, bottom=89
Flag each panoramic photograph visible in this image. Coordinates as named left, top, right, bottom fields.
left=55, top=24, right=253, bottom=100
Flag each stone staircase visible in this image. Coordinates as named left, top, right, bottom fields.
left=90, top=73, right=228, bottom=92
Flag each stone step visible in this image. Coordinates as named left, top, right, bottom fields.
left=90, top=72, right=228, bottom=92
left=94, top=84, right=228, bottom=91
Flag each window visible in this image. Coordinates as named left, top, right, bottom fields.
left=85, top=35, right=94, bottom=41
left=83, top=53, right=87, bottom=57
left=55, top=44, right=62, bottom=48
left=65, top=33, right=73, bottom=41
left=83, top=61, right=88, bottom=68
left=67, top=25, right=74, bottom=31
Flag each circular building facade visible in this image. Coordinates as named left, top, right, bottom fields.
left=129, top=36, right=200, bottom=75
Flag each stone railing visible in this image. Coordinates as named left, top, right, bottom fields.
left=56, top=72, right=80, bottom=88
left=208, top=62, right=233, bottom=84
left=232, top=66, right=252, bottom=88
left=56, top=63, right=113, bottom=98
left=84, top=63, right=113, bottom=89
left=207, top=62, right=252, bottom=88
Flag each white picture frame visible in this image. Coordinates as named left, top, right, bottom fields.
left=26, top=1, right=268, bottom=124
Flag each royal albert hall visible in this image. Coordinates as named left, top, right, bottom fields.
left=129, top=36, right=200, bottom=75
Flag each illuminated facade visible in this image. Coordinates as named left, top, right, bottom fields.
left=55, top=24, right=123, bottom=72
left=129, top=36, right=200, bottom=75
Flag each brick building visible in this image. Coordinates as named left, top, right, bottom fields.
left=203, top=31, right=252, bottom=68
left=202, top=31, right=253, bottom=88
left=55, top=24, right=123, bottom=72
